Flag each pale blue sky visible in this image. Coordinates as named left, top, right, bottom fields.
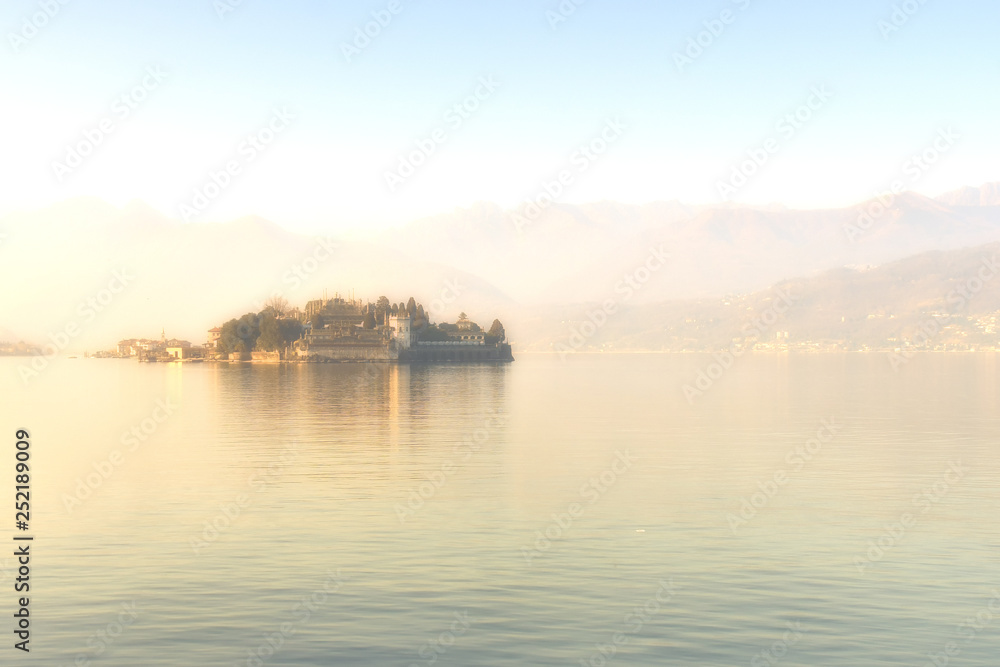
left=2, top=0, right=997, bottom=231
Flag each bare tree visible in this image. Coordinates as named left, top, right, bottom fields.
left=264, top=294, right=290, bottom=317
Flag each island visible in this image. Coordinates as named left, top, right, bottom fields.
left=109, top=294, right=513, bottom=364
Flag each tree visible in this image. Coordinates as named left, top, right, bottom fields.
left=363, top=311, right=377, bottom=329
left=418, top=324, right=449, bottom=342
left=257, top=313, right=282, bottom=351
left=487, top=319, right=506, bottom=344
left=264, top=294, right=289, bottom=317
left=312, top=313, right=326, bottom=330
left=279, top=318, right=303, bottom=345
left=217, top=319, right=241, bottom=355
left=214, top=309, right=290, bottom=355
left=376, top=296, right=390, bottom=324
left=253, top=314, right=301, bottom=351
left=406, top=297, right=417, bottom=316
left=236, top=312, right=262, bottom=350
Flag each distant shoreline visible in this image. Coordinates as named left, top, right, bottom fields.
left=9, top=348, right=992, bottom=360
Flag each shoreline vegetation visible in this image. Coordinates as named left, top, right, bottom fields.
left=91, top=293, right=514, bottom=364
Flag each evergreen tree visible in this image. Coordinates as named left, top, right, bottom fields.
left=376, top=296, right=390, bottom=324
left=217, top=319, right=241, bottom=355
left=257, top=313, right=282, bottom=351
left=237, top=312, right=262, bottom=350
left=487, top=319, right=506, bottom=343
left=279, top=317, right=303, bottom=345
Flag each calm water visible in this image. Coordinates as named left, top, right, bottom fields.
left=2, top=353, right=999, bottom=665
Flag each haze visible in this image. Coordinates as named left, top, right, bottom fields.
left=2, top=0, right=998, bottom=231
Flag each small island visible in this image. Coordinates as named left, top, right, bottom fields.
left=108, top=294, right=513, bottom=364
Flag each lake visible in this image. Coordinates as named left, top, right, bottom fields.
left=3, top=353, right=999, bottom=665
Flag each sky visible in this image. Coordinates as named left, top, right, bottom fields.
left=1, top=0, right=998, bottom=232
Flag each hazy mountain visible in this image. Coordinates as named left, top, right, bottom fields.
left=516, top=242, right=1000, bottom=352
left=0, top=199, right=517, bottom=352
left=3, top=185, right=1000, bottom=353
left=379, top=189, right=1000, bottom=305
left=936, top=182, right=1000, bottom=207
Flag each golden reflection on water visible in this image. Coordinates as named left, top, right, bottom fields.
left=2, top=354, right=999, bottom=665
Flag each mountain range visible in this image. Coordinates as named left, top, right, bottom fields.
left=2, top=182, right=1000, bottom=353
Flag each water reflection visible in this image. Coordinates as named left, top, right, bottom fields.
left=2, top=354, right=999, bottom=665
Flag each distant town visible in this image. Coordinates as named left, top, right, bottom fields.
left=90, top=293, right=513, bottom=363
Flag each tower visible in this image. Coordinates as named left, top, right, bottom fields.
left=387, top=312, right=413, bottom=349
